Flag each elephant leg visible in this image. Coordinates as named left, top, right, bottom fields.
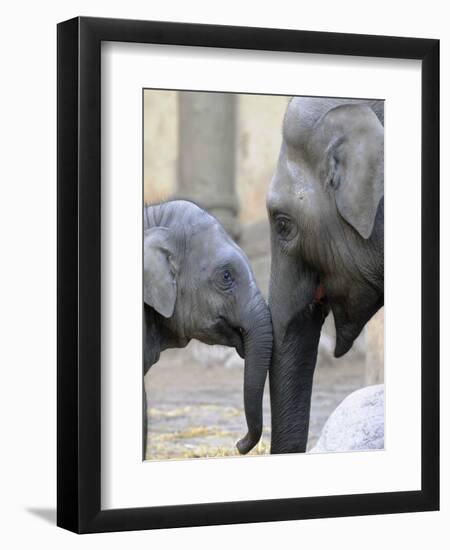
left=143, top=382, right=148, bottom=460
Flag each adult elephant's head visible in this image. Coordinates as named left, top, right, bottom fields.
left=267, top=98, right=384, bottom=454
left=144, top=200, right=272, bottom=454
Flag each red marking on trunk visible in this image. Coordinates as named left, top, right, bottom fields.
left=314, top=283, right=326, bottom=303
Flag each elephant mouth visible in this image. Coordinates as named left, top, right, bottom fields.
left=215, top=317, right=245, bottom=358
left=308, top=278, right=329, bottom=318
left=310, top=278, right=355, bottom=357
left=313, top=282, right=327, bottom=305
left=310, top=279, right=364, bottom=357
left=232, top=327, right=245, bottom=358
left=312, top=279, right=375, bottom=358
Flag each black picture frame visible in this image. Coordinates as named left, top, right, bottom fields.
left=57, top=16, right=439, bottom=533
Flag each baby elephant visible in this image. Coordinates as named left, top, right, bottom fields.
left=143, top=200, right=272, bottom=458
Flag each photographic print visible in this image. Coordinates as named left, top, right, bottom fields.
left=143, top=91, right=384, bottom=461
left=57, top=17, right=438, bottom=532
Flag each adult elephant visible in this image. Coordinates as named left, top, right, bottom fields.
left=143, top=200, right=273, bottom=458
left=267, top=97, right=384, bottom=454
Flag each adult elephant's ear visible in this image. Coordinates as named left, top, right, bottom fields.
left=319, top=103, right=384, bottom=239
left=143, top=227, right=177, bottom=318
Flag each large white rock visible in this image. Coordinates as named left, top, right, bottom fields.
left=310, top=385, right=384, bottom=453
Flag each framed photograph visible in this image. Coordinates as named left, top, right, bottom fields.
left=57, top=16, right=439, bottom=533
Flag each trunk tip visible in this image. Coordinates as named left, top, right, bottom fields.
left=236, top=432, right=261, bottom=455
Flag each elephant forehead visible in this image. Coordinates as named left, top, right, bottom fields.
left=283, top=97, right=339, bottom=146
left=283, top=101, right=310, bottom=147
left=188, top=223, right=223, bottom=255
left=268, top=156, right=315, bottom=211
left=189, top=224, right=233, bottom=256
left=284, top=97, right=373, bottom=147
left=189, top=226, right=253, bottom=278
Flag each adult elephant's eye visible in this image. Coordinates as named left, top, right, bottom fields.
left=274, top=215, right=297, bottom=241
left=276, top=218, right=287, bottom=234
left=223, top=269, right=232, bottom=283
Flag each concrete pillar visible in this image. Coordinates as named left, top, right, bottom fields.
left=365, top=308, right=384, bottom=385
left=177, top=92, right=240, bottom=239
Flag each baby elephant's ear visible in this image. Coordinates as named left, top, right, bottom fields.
left=143, top=227, right=177, bottom=318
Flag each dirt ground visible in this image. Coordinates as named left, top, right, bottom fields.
left=144, top=337, right=366, bottom=460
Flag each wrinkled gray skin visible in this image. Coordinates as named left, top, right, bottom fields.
left=267, top=98, right=384, bottom=454
left=143, top=200, right=272, bottom=458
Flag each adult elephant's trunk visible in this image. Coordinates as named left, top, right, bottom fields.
left=269, top=306, right=324, bottom=453
left=236, top=291, right=273, bottom=454
left=268, top=249, right=327, bottom=454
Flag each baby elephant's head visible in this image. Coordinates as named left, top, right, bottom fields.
left=144, top=200, right=272, bottom=454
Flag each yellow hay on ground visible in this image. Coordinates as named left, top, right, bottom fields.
left=148, top=435, right=270, bottom=460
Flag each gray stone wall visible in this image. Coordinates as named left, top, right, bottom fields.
left=143, top=90, right=288, bottom=226
left=177, top=92, right=239, bottom=239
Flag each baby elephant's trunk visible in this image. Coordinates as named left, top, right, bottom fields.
left=236, top=291, right=273, bottom=454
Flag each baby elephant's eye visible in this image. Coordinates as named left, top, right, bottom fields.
left=215, top=266, right=235, bottom=291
